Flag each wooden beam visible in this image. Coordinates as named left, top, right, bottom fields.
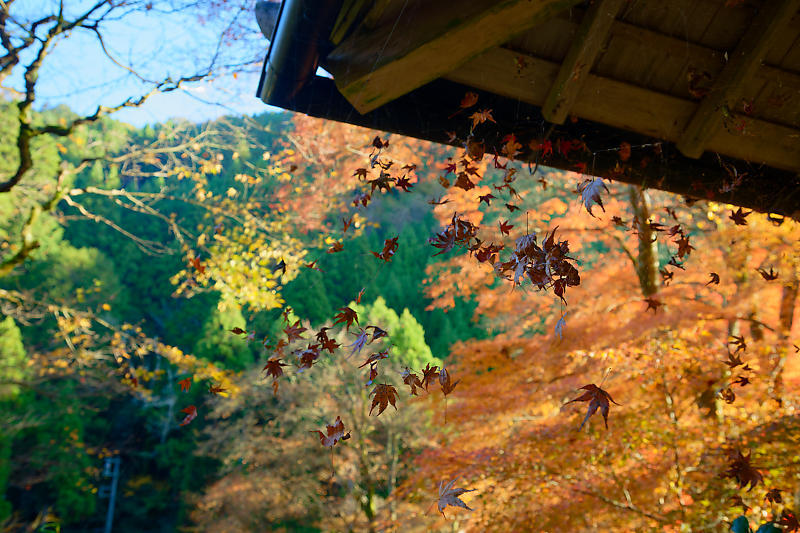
left=676, top=0, right=800, bottom=158
left=325, top=0, right=581, bottom=114
left=542, top=0, right=626, bottom=124
left=330, top=0, right=370, bottom=45
left=444, top=47, right=800, bottom=173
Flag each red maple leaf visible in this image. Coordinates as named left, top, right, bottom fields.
left=310, top=416, right=351, bottom=448
left=499, top=220, right=513, bottom=236
left=724, top=449, right=763, bottom=491
left=402, top=367, right=423, bottom=396
left=333, top=306, right=359, bottom=330
left=372, top=236, right=399, bottom=262
left=369, top=383, right=399, bottom=416
left=179, top=405, right=197, bottom=426
left=566, top=384, right=619, bottom=430
left=178, top=377, right=191, bottom=392
left=283, top=320, right=307, bottom=342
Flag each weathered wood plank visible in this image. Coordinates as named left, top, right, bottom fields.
left=330, top=0, right=370, bottom=45
left=444, top=47, right=800, bottom=172
left=676, top=0, right=800, bottom=158
left=325, top=0, right=581, bottom=114
left=542, top=0, right=626, bottom=124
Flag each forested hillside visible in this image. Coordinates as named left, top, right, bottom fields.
left=0, top=104, right=486, bottom=531
left=1, top=3, right=799, bottom=529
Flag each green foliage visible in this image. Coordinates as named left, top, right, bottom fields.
left=0, top=316, right=26, bottom=398
left=192, top=299, right=254, bottom=371
left=351, top=296, right=439, bottom=369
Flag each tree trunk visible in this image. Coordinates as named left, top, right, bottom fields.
left=770, top=275, right=798, bottom=401
left=628, top=186, right=660, bottom=297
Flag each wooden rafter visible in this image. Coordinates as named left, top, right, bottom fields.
left=676, top=0, right=800, bottom=159
left=324, top=0, right=581, bottom=114
left=445, top=47, right=800, bottom=173
left=542, top=0, right=626, bottom=124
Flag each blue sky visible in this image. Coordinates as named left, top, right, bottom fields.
left=6, top=1, right=274, bottom=126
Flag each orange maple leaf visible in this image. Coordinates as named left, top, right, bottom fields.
left=468, top=109, right=495, bottom=129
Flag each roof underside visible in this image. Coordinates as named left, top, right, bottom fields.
left=259, top=0, right=800, bottom=218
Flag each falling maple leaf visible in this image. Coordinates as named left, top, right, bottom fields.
left=765, top=488, right=783, bottom=504
left=578, top=178, right=608, bottom=217
left=722, top=350, right=745, bottom=369
left=499, top=220, right=513, bottom=236
left=478, top=193, right=496, bottom=205
left=779, top=510, right=800, bottom=532
left=333, top=306, right=359, bottom=330
left=179, top=405, right=197, bottom=426
left=342, top=216, right=353, bottom=233
left=272, top=259, right=287, bottom=276
left=757, top=266, right=778, bottom=281
left=439, top=367, right=459, bottom=396
left=263, top=358, right=287, bottom=396
left=310, top=416, right=351, bottom=448
left=367, top=325, right=388, bottom=342
left=566, top=384, right=619, bottom=431
left=555, top=314, right=567, bottom=340
left=505, top=203, right=519, bottom=212
left=327, top=241, right=344, bottom=253
left=283, top=320, right=307, bottom=342
left=732, top=375, right=751, bottom=387
left=373, top=236, right=399, bottom=262
left=190, top=256, right=205, bottom=275
left=468, top=108, right=495, bottom=129
left=729, top=207, right=751, bottom=225
left=358, top=350, right=389, bottom=369
left=347, top=328, right=371, bottom=358
left=437, top=477, right=476, bottom=518
left=395, top=175, right=413, bottom=191
left=421, top=363, right=440, bottom=391
left=729, top=335, right=747, bottom=353
left=644, top=297, right=663, bottom=313
left=369, top=383, right=398, bottom=416
left=402, top=367, right=424, bottom=396
left=707, top=272, right=720, bottom=285
left=724, top=449, right=763, bottom=491
left=674, top=234, right=694, bottom=258
left=208, top=384, right=226, bottom=395
left=178, top=377, right=191, bottom=392
left=230, top=327, right=247, bottom=335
